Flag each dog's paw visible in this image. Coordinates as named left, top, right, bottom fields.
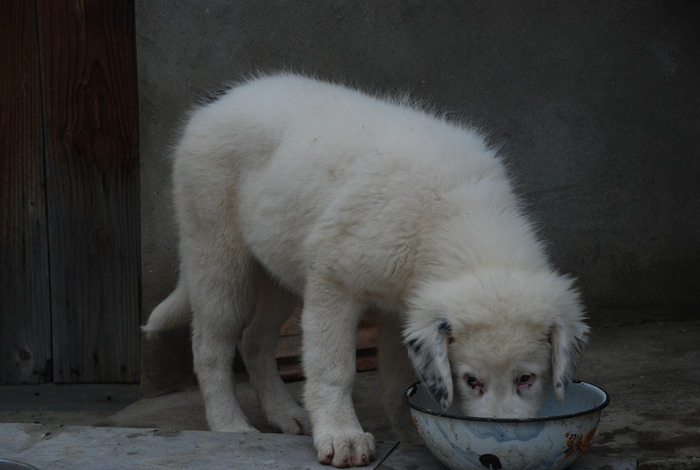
left=269, top=404, right=310, bottom=435
left=315, top=431, right=376, bottom=467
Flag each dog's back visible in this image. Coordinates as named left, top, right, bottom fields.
left=173, top=74, right=539, bottom=304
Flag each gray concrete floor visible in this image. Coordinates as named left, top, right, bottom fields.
left=1, top=311, right=698, bottom=469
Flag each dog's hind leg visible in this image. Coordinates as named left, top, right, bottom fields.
left=238, top=270, right=310, bottom=435
left=184, top=236, right=257, bottom=433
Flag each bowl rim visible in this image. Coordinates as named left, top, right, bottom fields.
left=404, top=380, right=610, bottom=423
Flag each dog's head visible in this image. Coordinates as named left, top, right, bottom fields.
left=404, top=269, right=588, bottom=418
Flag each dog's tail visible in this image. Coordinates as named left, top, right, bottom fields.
left=142, top=281, right=191, bottom=339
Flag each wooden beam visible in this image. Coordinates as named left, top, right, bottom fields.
left=38, top=0, right=140, bottom=383
left=0, top=1, right=52, bottom=384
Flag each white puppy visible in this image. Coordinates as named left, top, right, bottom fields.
left=144, top=73, right=588, bottom=467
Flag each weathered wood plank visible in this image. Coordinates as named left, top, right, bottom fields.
left=39, top=0, right=140, bottom=383
left=0, top=1, right=52, bottom=384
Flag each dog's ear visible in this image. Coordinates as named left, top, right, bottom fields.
left=404, top=319, right=454, bottom=410
left=550, top=309, right=589, bottom=402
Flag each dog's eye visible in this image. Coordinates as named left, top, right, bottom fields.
left=516, top=374, right=534, bottom=386
left=465, top=375, right=482, bottom=390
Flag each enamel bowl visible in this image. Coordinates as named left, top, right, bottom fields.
left=404, top=381, right=609, bottom=470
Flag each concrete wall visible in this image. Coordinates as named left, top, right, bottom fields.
left=137, top=1, right=700, bottom=394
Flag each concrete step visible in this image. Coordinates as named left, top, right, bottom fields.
left=0, top=423, right=636, bottom=470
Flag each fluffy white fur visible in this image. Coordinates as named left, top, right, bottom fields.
left=144, top=73, right=588, bottom=467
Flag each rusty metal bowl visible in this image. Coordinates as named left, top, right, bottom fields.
left=404, top=381, right=609, bottom=470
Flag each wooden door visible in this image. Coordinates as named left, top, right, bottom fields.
left=0, top=0, right=140, bottom=384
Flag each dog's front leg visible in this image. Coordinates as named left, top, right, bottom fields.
left=302, top=282, right=375, bottom=467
